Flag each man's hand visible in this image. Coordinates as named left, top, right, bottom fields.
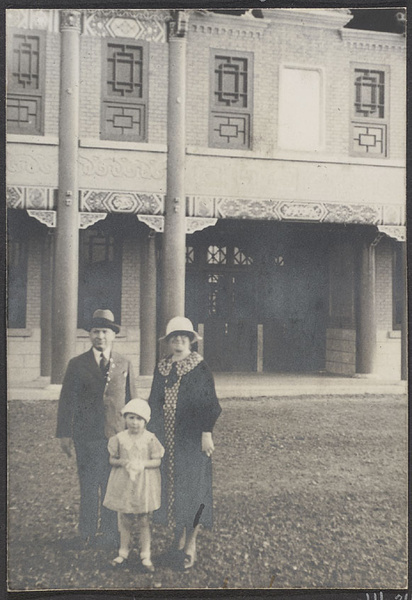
left=202, top=432, right=215, bottom=457
left=60, top=437, right=74, bottom=457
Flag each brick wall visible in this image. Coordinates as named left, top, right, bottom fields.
left=375, top=236, right=401, bottom=380
left=7, top=234, right=42, bottom=383
left=148, top=42, right=168, bottom=144
left=326, top=329, right=356, bottom=376
left=45, top=33, right=60, bottom=136
left=80, top=36, right=101, bottom=139
left=376, top=236, right=394, bottom=330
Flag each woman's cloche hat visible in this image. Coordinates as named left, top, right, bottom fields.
left=160, top=316, right=202, bottom=343
left=88, top=309, right=120, bottom=334
left=121, top=398, right=151, bottom=423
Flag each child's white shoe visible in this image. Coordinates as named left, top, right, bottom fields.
left=111, top=555, right=128, bottom=567
left=141, top=556, right=155, bottom=573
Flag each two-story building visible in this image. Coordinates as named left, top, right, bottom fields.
left=6, top=8, right=406, bottom=383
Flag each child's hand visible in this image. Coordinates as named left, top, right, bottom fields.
left=126, top=459, right=144, bottom=481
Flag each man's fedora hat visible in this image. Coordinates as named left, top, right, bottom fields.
left=88, top=309, right=120, bottom=334
left=159, top=316, right=202, bottom=343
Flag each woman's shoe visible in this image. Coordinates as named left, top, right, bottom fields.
left=111, top=555, right=128, bottom=567
left=141, top=557, right=155, bottom=573
left=183, top=550, right=197, bottom=570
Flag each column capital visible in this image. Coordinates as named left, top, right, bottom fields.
left=60, top=10, right=82, bottom=33
left=168, top=9, right=190, bottom=40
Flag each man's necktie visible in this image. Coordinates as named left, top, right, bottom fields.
left=100, top=353, right=109, bottom=377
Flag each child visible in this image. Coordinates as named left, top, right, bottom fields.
left=103, top=398, right=164, bottom=572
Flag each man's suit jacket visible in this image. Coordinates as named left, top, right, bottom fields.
left=56, top=349, right=137, bottom=442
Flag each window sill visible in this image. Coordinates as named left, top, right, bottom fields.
left=186, top=145, right=405, bottom=167
left=388, top=330, right=401, bottom=339
left=7, top=328, right=33, bottom=337
left=80, top=138, right=167, bottom=153
left=7, top=134, right=59, bottom=146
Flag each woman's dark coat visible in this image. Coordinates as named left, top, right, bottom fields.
left=147, top=359, right=221, bottom=529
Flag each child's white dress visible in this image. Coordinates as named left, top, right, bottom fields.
left=103, top=429, right=164, bottom=514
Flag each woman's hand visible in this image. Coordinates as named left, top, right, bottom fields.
left=202, top=432, right=215, bottom=457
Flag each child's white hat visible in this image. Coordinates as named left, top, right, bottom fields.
left=121, top=398, right=151, bottom=423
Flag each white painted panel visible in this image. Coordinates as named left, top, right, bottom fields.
left=278, top=66, right=322, bottom=151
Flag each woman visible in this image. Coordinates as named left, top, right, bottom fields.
left=148, top=316, right=222, bottom=570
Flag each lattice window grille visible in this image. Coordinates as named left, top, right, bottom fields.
left=7, top=95, right=41, bottom=131
left=212, top=114, right=249, bottom=147
left=352, top=123, right=386, bottom=156
left=210, top=51, right=252, bottom=150
left=233, top=247, right=253, bottom=266
left=105, top=103, right=145, bottom=138
left=7, top=31, right=44, bottom=134
left=354, top=69, right=385, bottom=118
left=107, top=43, right=143, bottom=98
left=214, top=56, right=248, bottom=108
left=207, top=245, right=227, bottom=265
left=12, top=34, right=40, bottom=90
left=102, top=39, right=148, bottom=142
left=186, top=246, right=195, bottom=265
left=83, top=231, right=115, bottom=264
left=208, top=273, right=223, bottom=315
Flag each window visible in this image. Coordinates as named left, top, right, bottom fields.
left=7, top=237, right=28, bottom=328
left=351, top=65, right=388, bottom=157
left=7, top=30, right=46, bottom=135
left=210, top=50, right=253, bottom=149
left=101, top=39, right=148, bottom=142
left=78, top=229, right=122, bottom=329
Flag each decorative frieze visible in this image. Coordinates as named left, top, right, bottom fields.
left=83, top=9, right=168, bottom=42
left=78, top=154, right=164, bottom=180
left=80, top=190, right=164, bottom=214
left=187, top=195, right=404, bottom=226
left=342, top=29, right=406, bottom=52
left=6, top=9, right=60, bottom=32
left=191, top=22, right=265, bottom=39
left=7, top=151, right=55, bottom=176
left=6, top=185, right=405, bottom=228
left=6, top=186, right=56, bottom=210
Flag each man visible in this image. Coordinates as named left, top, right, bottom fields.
left=57, top=309, right=137, bottom=548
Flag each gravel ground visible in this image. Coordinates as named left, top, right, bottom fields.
left=7, top=395, right=408, bottom=591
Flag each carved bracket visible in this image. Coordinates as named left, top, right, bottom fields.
left=137, top=215, right=218, bottom=234
left=79, top=213, right=107, bottom=229
left=27, top=210, right=56, bottom=228
left=377, top=225, right=406, bottom=242
left=137, top=215, right=165, bottom=232
left=186, top=217, right=218, bottom=234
